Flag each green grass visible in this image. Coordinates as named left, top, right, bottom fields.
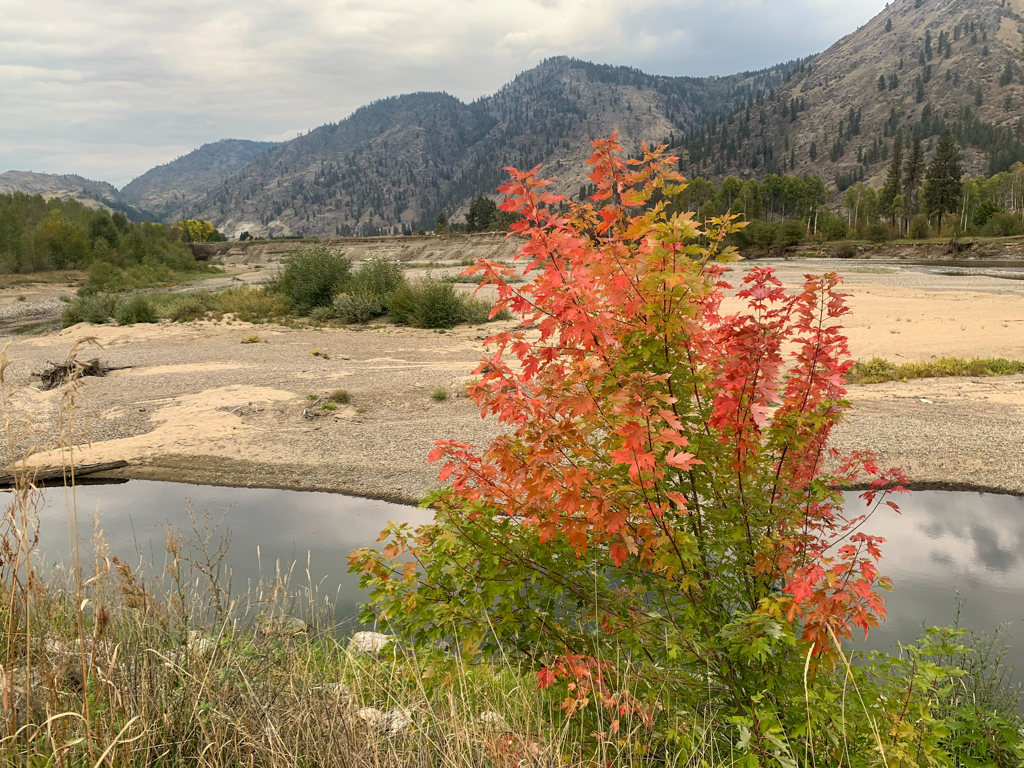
left=0, top=270, right=84, bottom=289
left=849, top=356, right=1024, bottom=384
left=431, top=387, right=449, bottom=402
left=441, top=273, right=523, bottom=285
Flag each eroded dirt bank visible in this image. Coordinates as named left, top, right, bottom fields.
left=2, top=261, right=1024, bottom=501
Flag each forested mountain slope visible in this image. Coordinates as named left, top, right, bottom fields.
left=120, top=139, right=278, bottom=220
left=179, top=57, right=802, bottom=238
left=11, top=0, right=1021, bottom=238
left=673, top=0, right=1024, bottom=190
left=0, top=171, right=152, bottom=221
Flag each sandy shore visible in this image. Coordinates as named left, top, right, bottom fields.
left=2, top=259, right=1023, bottom=501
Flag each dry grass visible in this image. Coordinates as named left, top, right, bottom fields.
left=0, top=271, right=84, bottom=290
left=0, top=344, right=580, bottom=767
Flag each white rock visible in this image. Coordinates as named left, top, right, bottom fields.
left=479, top=711, right=505, bottom=727
left=384, top=707, right=412, bottom=737
left=348, top=631, right=394, bottom=655
left=187, top=631, right=215, bottom=656
left=357, top=707, right=384, bottom=729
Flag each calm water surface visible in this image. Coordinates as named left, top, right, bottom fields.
left=15, top=480, right=431, bottom=625
left=8, top=482, right=1024, bottom=662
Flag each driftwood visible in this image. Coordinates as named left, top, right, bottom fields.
left=0, top=460, right=129, bottom=488
left=32, top=359, right=130, bottom=391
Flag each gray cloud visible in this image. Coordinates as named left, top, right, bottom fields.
left=0, top=0, right=888, bottom=187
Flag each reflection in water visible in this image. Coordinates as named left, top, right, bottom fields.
left=13, top=480, right=432, bottom=626
left=853, top=490, right=1024, bottom=667
left=8, top=482, right=1024, bottom=665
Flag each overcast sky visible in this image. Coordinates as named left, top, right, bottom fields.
left=0, top=0, right=889, bottom=187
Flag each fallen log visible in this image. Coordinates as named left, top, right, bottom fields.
left=0, top=460, right=129, bottom=488
left=32, top=359, right=131, bottom=391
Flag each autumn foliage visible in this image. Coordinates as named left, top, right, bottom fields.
left=351, top=133, right=910, bottom=749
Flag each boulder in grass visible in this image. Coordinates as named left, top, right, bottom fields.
left=257, top=615, right=308, bottom=638
left=347, top=631, right=396, bottom=655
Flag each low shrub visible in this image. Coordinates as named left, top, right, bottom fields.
left=832, top=243, right=858, bottom=258
left=909, top=213, right=932, bottom=239
left=114, top=295, right=157, bottom=325
left=822, top=215, right=850, bottom=241
left=460, top=296, right=500, bottom=324
left=328, top=389, right=350, bottom=404
left=352, top=258, right=407, bottom=302
left=864, top=222, right=892, bottom=243
left=332, top=292, right=384, bottom=324
left=778, top=218, right=806, bottom=246
left=265, top=246, right=352, bottom=312
left=163, top=293, right=213, bottom=322
left=216, top=285, right=293, bottom=323
left=982, top=211, right=1024, bottom=237
left=60, top=293, right=120, bottom=326
left=744, top=218, right=780, bottom=248
left=430, top=387, right=449, bottom=401
left=409, top=280, right=466, bottom=328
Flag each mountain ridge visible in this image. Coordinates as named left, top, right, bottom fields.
left=6, top=0, right=1023, bottom=238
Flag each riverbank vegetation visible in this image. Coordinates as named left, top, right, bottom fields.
left=5, top=137, right=1024, bottom=765
left=662, top=135, right=1024, bottom=251
left=60, top=250, right=509, bottom=329
left=850, top=356, right=1024, bottom=384
left=0, top=192, right=215, bottom=290
left=353, top=135, right=1024, bottom=765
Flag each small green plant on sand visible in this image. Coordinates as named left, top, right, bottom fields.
left=430, top=387, right=449, bottom=401
left=321, top=401, right=337, bottom=411
left=328, top=390, right=350, bottom=404
left=241, top=335, right=261, bottom=344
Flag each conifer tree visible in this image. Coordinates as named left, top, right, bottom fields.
left=880, top=140, right=904, bottom=225
left=903, top=137, right=925, bottom=216
left=923, top=128, right=964, bottom=229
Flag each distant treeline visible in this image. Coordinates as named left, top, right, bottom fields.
left=594, top=133, right=1024, bottom=247
left=0, top=192, right=202, bottom=286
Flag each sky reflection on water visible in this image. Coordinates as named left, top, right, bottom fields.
left=12, top=482, right=1024, bottom=664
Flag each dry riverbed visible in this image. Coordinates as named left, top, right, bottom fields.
left=2, top=260, right=1024, bottom=500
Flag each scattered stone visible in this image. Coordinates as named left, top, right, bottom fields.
left=257, top=615, right=308, bottom=638
left=187, top=630, right=216, bottom=655
left=357, top=707, right=385, bottom=729
left=479, top=710, right=506, bottom=727
left=383, top=707, right=412, bottom=737
left=348, top=631, right=396, bottom=655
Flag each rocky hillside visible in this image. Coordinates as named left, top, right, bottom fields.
left=120, top=139, right=278, bottom=220
left=674, top=0, right=1024, bottom=188
left=178, top=58, right=802, bottom=238
left=185, top=0, right=1024, bottom=239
